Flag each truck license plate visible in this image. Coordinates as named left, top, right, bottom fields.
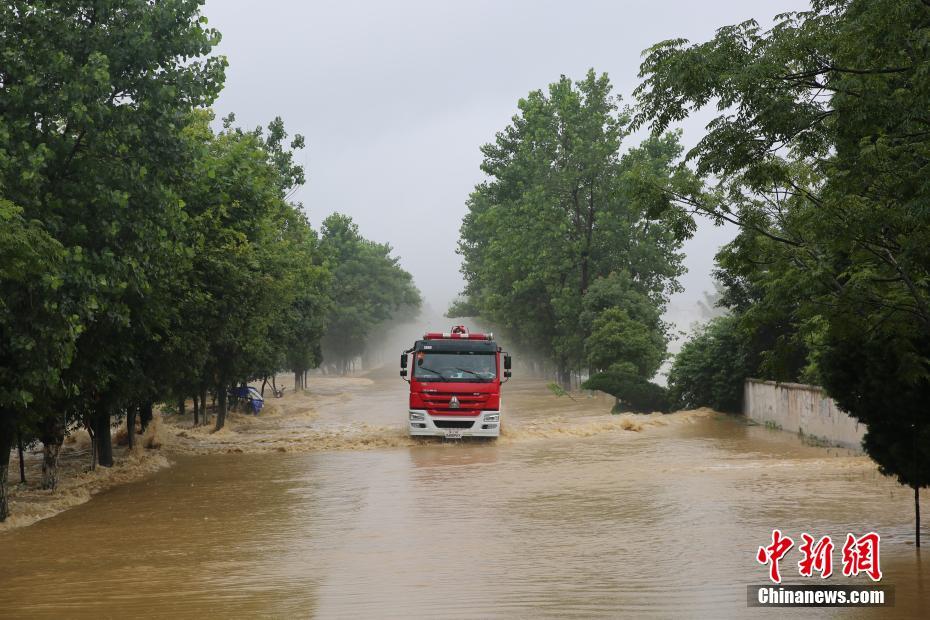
left=444, top=429, right=463, bottom=439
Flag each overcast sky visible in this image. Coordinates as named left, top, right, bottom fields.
left=203, top=0, right=809, bottom=330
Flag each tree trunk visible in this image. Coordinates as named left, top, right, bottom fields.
left=917, top=486, right=921, bottom=549
left=178, top=397, right=186, bottom=418
left=126, top=407, right=136, bottom=450
left=0, top=413, right=15, bottom=522
left=94, top=406, right=113, bottom=468
left=200, top=385, right=208, bottom=426
left=193, top=394, right=200, bottom=426
left=85, top=414, right=96, bottom=471
left=17, top=429, right=26, bottom=484
left=139, top=402, right=153, bottom=433
left=41, top=441, right=62, bottom=489
left=214, top=382, right=228, bottom=431
left=580, top=187, right=596, bottom=294
left=557, top=359, right=572, bottom=391
left=260, top=377, right=268, bottom=398
left=580, top=251, right=590, bottom=296
left=39, top=414, right=65, bottom=489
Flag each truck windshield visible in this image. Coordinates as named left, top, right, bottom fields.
left=413, top=352, right=497, bottom=382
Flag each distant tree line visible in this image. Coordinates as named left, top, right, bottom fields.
left=0, top=1, right=419, bottom=522
left=319, top=214, right=421, bottom=377
left=643, top=0, right=930, bottom=545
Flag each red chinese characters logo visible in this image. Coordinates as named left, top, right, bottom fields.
left=757, top=530, right=881, bottom=583
left=756, top=529, right=794, bottom=583
left=841, top=532, right=882, bottom=581
left=798, top=534, right=834, bottom=578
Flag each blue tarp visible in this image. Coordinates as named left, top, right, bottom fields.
left=230, top=386, right=264, bottom=414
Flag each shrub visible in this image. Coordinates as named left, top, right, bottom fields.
left=667, top=315, right=749, bottom=413
left=582, top=371, right=670, bottom=413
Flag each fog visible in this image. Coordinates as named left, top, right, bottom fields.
left=204, top=0, right=809, bottom=340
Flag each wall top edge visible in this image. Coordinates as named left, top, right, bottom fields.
left=745, top=378, right=827, bottom=393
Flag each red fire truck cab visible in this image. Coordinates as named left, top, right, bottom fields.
left=400, top=326, right=511, bottom=439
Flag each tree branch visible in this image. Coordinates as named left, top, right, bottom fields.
left=668, top=190, right=805, bottom=247
left=828, top=64, right=913, bottom=75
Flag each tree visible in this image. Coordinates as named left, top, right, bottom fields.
left=713, top=239, right=818, bottom=385
left=584, top=308, right=665, bottom=379
left=579, top=271, right=667, bottom=344
left=581, top=373, right=670, bottom=413
left=635, top=0, right=930, bottom=543
left=819, top=313, right=930, bottom=547
left=0, top=201, right=79, bottom=519
left=667, top=316, right=750, bottom=413
left=456, top=70, right=696, bottom=387
left=0, top=0, right=226, bottom=470
left=579, top=288, right=669, bottom=414
left=174, top=113, right=325, bottom=430
left=278, top=211, right=331, bottom=391
left=1, top=1, right=348, bottom=523
left=319, top=214, right=421, bottom=376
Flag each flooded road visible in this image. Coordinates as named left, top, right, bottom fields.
left=1, top=370, right=927, bottom=618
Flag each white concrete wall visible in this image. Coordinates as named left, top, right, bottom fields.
left=743, top=379, right=866, bottom=450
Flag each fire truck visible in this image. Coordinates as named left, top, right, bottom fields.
left=400, top=326, right=511, bottom=439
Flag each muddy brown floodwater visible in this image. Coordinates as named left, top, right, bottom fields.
left=1, top=368, right=927, bottom=619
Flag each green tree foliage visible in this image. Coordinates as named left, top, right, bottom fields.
left=713, top=241, right=818, bottom=385
left=456, top=70, right=696, bottom=386
left=818, top=294, right=930, bottom=546
left=0, top=202, right=78, bottom=412
left=584, top=308, right=665, bottom=379
left=636, top=0, right=930, bottom=542
left=1, top=1, right=416, bottom=520
left=820, top=315, right=930, bottom=489
left=319, top=214, right=421, bottom=375
left=0, top=201, right=80, bottom=519
left=579, top=271, right=665, bottom=337
left=667, top=316, right=749, bottom=413
left=578, top=273, right=670, bottom=413
left=174, top=113, right=330, bottom=430
left=1, top=0, right=226, bottom=479
left=581, top=373, right=670, bottom=413
left=278, top=211, right=331, bottom=388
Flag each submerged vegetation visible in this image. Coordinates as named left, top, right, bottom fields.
left=0, top=1, right=419, bottom=521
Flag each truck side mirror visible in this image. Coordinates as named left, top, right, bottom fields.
left=504, top=354, right=512, bottom=370
left=504, top=370, right=512, bottom=378
left=400, top=369, right=408, bottom=377
left=400, top=354, right=408, bottom=369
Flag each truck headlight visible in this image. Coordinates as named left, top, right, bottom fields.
left=409, top=412, right=425, bottom=421
left=484, top=413, right=499, bottom=422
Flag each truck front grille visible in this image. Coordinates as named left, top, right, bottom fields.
left=432, top=420, right=476, bottom=429
left=421, top=393, right=488, bottom=408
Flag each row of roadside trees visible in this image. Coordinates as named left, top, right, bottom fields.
left=0, top=1, right=419, bottom=522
